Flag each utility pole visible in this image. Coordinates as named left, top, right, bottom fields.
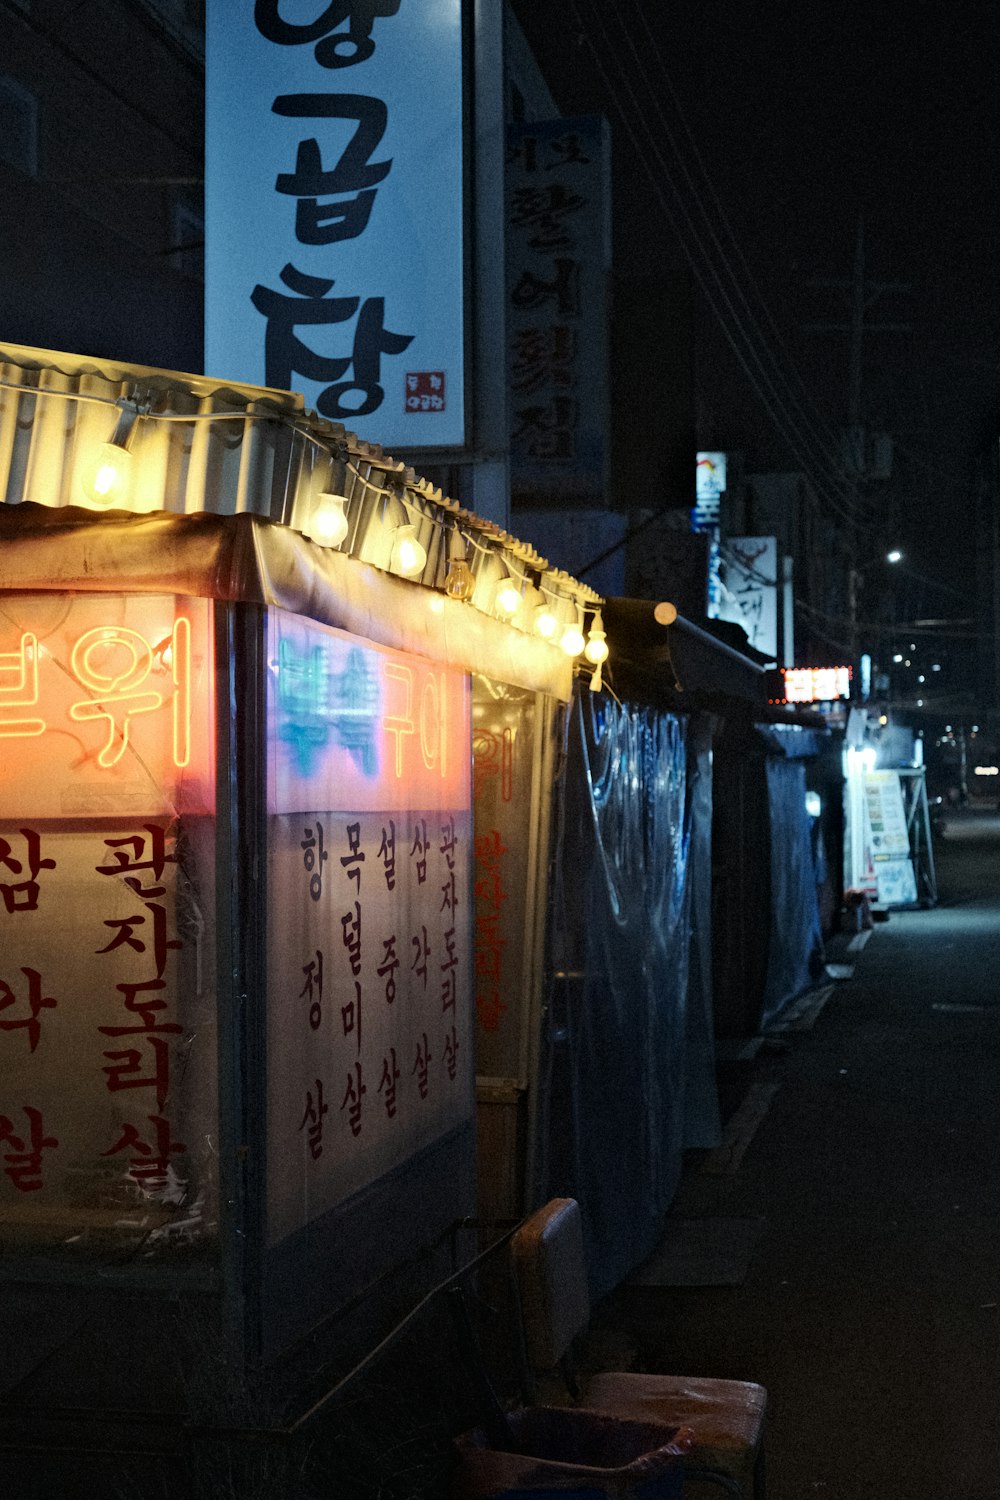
left=802, top=216, right=911, bottom=666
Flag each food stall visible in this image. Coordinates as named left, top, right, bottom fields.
left=0, top=344, right=598, bottom=1434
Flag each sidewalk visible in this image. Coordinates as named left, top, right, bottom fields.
left=591, top=808, right=1000, bottom=1498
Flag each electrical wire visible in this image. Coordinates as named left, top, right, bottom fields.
left=570, top=0, right=881, bottom=537
left=627, top=4, right=854, bottom=486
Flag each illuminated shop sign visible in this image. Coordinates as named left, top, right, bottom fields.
left=264, top=610, right=473, bottom=1243
left=781, top=666, right=852, bottom=704
left=205, top=0, right=466, bottom=449
left=267, top=611, right=468, bottom=814
left=0, top=596, right=215, bottom=819
left=0, top=594, right=217, bottom=1255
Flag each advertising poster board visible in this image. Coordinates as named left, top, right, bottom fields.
left=863, top=769, right=918, bottom=907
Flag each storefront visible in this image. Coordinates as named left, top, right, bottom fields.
left=0, top=344, right=597, bottom=1426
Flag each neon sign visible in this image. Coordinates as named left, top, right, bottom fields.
left=0, top=633, right=45, bottom=737
left=68, top=619, right=192, bottom=769
left=0, top=596, right=213, bottom=819
left=268, top=611, right=468, bottom=816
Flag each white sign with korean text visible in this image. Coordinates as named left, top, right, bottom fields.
left=264, top=610, right=473, bottom=1245
left=714, top=536, right=778, bottom=659
left=205, top=0, right=465, bottom=449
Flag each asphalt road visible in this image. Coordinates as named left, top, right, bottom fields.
left=592, top=804, right=1000, bottom=1499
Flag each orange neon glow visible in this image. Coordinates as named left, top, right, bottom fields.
left=65, top=618, right=195, bottom=771
left=0, top=632, right=46, bottom=737
left=69, top=628, right=163, bottom=768
left=419, top=672, right=441, bottom=773
left=171, top=616, right=191, bottom=769
left=382, top=663, right=415, bottom=778
left=0, top=598, right=212, bottom=822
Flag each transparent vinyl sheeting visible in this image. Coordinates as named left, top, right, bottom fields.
left=537, top=689, right=702, bottom=1298
left=759, top=754, right=826, bottom=1030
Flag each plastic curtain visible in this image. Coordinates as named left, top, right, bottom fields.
left=682, top=716, right=723, bottom=1149
left=759, top=756, right=825, bottom=1029
left=537, top=689, right=692, bottom=1298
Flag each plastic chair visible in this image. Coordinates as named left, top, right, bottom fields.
left=511, top=1198, right=767, bottom=1500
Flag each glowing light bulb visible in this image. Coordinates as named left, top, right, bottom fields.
left=391, top=523, right=426, bottom=578
left=585, top=628, right=609, bottom=666
left=444, top=532, right=475, bottom=600
left=585, top=610, right=609, bottom=665
left=81, top=398, right=141, bottom=508
left=82, top=442, right=134, bottom=507
left=560, top=621, right=586, bottom=656
left=494, top=573, right=522, bottom=616
left=533, top=602, right=558, bottom=640
left=310, top=493, right=350, bottom=549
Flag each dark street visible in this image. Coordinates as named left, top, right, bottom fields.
left=594, top=806, right=1000, bottom=1498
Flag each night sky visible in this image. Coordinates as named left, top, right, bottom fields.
left=511, top=0, right=999, bottom=601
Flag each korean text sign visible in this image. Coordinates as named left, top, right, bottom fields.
left=471, top=683, right=539, bottom=1079
left=205, top=0, right=466, bottom=450
left=506, top=115, right=611, bottom=503
left=0, top=595, right=217, bottom=1254
left=713, top=536, right=778, bottom=660
left=265, top=610, right=473, bottom=1244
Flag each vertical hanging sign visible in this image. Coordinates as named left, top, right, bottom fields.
left=714, top=536, right=779, bottom=659
left=205, top=1, right=466, bottom=450
left=506, top=115, right=611, bottom=504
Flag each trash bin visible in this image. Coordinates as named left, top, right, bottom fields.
left=452, top=1405, right=693, bottom=1500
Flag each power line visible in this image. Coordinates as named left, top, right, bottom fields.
left=571, top=0, right=878, bottom=536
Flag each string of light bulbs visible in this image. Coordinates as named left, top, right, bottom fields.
left=0, top=372, right=610, bottom=683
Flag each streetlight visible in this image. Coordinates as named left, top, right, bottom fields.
left=887, top=549, right=903, bottom=564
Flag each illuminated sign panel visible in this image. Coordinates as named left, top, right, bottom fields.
left=264, top=610, right=473, bottom=1244
left=0, top=595, right=217, bottom=1257
left=695, top=452, right=727, bottom=503
left=205, top=0, right=465, bottom=450
left=782, top=666, right=852, bottom=703
left=0, top=596, right=215, bottom=819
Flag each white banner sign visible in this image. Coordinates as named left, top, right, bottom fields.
left=205, top=0, right=466, bottom=449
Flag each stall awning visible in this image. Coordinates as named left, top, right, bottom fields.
left=0, top=504, right=575, bottom=700
left=601, top=597, right=767, bottom=710
left=0, top=343, right=605, bottom=701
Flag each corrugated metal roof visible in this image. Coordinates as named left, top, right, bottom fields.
left=0, top=342, right=602, bottom=622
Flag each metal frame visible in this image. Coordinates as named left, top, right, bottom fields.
left=898, top=765, right=938, bottom=908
